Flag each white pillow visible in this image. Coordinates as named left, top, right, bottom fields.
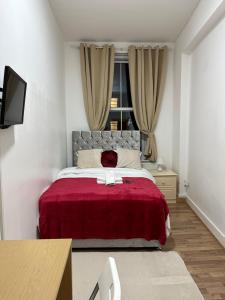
left=116, top=149, right=142, bottom=169
left=77, top=149, right=102, bottom=168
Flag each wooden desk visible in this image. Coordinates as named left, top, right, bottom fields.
left=0, top=239, right=72, bottom=300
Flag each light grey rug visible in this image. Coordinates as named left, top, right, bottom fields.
left=72, top=251, right=203, bottom=300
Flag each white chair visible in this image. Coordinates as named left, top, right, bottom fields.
left=89, top=257, right=121, bottom=300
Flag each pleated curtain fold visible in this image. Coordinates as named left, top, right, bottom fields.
left=128, top=46, right=168, bottom=161
left=80, top=43, right=115, bottom=130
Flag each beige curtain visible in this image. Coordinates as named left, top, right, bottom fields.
left=80, top=43, right=115, bottom=130
left=128, top=46, right=168, bottom=161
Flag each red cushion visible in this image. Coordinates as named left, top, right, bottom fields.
left=101, top=150, right=118, bottom=167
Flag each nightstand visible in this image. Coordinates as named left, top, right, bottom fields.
left=142, top=162, right=177, bottom=203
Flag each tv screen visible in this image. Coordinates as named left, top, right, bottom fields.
left=0, top=66, right=27, bottom=127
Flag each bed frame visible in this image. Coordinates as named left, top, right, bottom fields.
left=70, top=130, right=167, bottom=249
left=72, top=130, right=140, bottom=166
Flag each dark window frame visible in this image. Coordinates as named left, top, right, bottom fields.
left=105, top=53, right=138, bottom=131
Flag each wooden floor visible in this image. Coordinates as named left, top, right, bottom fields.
left=164, top=199, right=225, bottom=300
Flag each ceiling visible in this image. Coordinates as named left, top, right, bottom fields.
left=49, top=0, right=200, bottom=42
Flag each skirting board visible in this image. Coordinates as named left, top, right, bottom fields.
left=186, top=195, right=225, bottom=248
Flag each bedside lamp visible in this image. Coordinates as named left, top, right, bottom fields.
left=157, top=157, right=165, bottom=171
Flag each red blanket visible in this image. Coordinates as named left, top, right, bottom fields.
left=39, top=177, right=169, bottom=245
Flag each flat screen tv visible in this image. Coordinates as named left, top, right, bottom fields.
left=0, top=66, right=27, bottom=128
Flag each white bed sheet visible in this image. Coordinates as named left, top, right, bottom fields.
left=57, top=167, right=156, bottom=183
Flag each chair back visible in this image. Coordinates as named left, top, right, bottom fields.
left=89, top=257, right=121, bottom=300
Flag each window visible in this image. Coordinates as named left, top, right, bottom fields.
left=105, top=54, right=138, bottom=131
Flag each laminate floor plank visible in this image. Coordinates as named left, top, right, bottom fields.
left=164, top=199, right=225, bottom=300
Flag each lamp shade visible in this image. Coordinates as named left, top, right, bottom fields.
left=157, top=157, right=164, bottom=171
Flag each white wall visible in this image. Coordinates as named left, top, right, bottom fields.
left=64, top=42, right=174, bottom=168
left=187, top=16, right=225, bottom=246
left=64, top=44, right=89, bottom=167
left=173, top=0, right=225, bottom=176
left=0, top=0, right=67, bottom=239
left=174, top=0, right=225, bottom=246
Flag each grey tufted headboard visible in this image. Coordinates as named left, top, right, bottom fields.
left=72, top=131, right=140, bottom=166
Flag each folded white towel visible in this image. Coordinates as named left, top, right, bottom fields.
left=97, top=178, right=123, bottom=185
left=106, top=171, right=115, bottom=185
left=97, top=171, right=123, bottom=185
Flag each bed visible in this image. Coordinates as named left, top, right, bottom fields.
left=39, top=131, right=170, bottom=248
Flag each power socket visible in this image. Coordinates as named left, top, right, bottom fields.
left=184, top=180, right=190, bottom=188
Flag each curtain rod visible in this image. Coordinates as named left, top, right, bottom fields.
left=68, top=42, right=174, bottom=50
left=77, top=46, right=168, bottom=49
